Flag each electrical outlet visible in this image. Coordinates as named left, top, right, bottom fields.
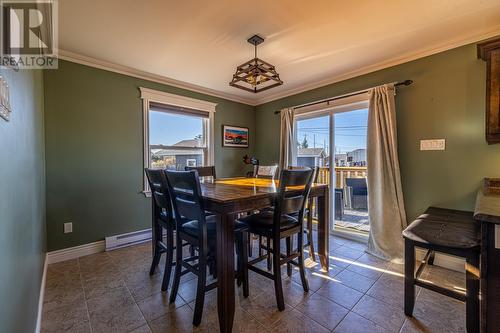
left=420, top=139, right=445, bottom=151
left=64, top=222, right=73, bottom=234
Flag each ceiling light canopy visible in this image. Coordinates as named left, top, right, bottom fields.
left=229, top=35, right=283, bottom=93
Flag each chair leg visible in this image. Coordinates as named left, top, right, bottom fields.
left=208, top=260, right=214, bottom=277
left=286, top=237, right=292, bottom=277
left=241, top=231, right=249, bottom=298
left=248, top=233, right=253, bottom=257
left=465, top=252, right=480, bottom=333
left=212, top=259, right=217, bottom=279
left=272, top=237, right=285, bottom=311
left=149, top=223, right=162, bottom=275
left=404, top=239, right=416, bottom=316
left=297, top=230, right=309, bottom=292
left=161, top=226, right=174, bottom=291
left=193, top=254, right=207, bottom=326
left=258, top=236, right=263, bottom=257
left=307, top=199, right=316, bottom=261
left=235, top=233, right=243, bottom=287
left=267, top=237, right=272, bottom=271
left=427, top=250, right=435, bottom=265
left=169, top=235, right=183, bottom=304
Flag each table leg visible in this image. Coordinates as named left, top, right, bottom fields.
left=216, top=213, right=235, bottom=333
left=317, top=190, right=330, bottom=271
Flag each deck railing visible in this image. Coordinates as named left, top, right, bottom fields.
left=317, top=166, right=367, bottom=188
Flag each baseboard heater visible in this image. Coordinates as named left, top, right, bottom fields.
left=105, top=228, right=153, bottom=251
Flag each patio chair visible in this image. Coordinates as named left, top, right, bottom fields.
left=345, top=178, right=368, bottom=210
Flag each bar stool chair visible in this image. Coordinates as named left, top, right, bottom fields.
left=165, top=170, right=248, bottom=326
left=185, top=165, right=216, bottom=180
left=145, top=168, right=185, bottom=291
left=237, top=168, right=315, bottom=310
left=253, top=164, right=278, bottom=179
left=250, top=165, right=279, bottom=267
left=289, top=166, right=319, bottom=263
left=403, top=207, right=480, bottom=333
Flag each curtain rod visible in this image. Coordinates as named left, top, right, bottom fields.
left=274, top=79, right=413, bottom=114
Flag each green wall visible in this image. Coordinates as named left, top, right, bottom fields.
left=44, top=60, right=255, bottom=251
left=255, top=43, right=500, bottom=221
left=44, top=42, right=500, bottom=251
left=0, top=69, right=46, bottom=332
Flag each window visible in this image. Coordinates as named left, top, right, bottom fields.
left=149, top=106, right=207, bottom=171
left=141, top=88, right=216, bottom=194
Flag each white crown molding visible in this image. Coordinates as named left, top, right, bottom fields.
left=46, top=240, right=105, bottom=264
left=59, top=26, right=500, bottom=107
left=58, top=49, right=257, bottom=106
left=253, top=26, right=500, bottom=105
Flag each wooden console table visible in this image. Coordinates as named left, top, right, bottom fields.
left=474, top=180, right=500, bottom=332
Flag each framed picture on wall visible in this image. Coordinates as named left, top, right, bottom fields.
left=222, top=125, right=249, bottom=147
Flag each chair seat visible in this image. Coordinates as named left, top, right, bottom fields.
left=237, top=210, right=300, bottom=236
left=402, top=207, right=480, bottom=249
left=181, top=215, right=247, bottom=238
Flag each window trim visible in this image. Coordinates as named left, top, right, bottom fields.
left=140, top=87, right=217, bottom=196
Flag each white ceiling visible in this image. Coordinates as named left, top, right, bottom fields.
left=59, top=0, right=500, bottom=105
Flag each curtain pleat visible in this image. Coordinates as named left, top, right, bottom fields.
left=279, top=108, right=295, bottom=171
left=366, top=84, right=407, bottom=261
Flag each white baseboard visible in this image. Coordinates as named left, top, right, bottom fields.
left=416, top=248, right=465, bottom=273
left=35, top=254, right=48, bottom=333
left=46, top=241, right=105, bottom=264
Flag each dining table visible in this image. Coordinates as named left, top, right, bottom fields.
left=200, top=177, right=330, bottom=333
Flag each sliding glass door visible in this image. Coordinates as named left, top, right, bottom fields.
left=333, top=108, right=369, bottom=234
left=294, top=98, right=369, bottom=236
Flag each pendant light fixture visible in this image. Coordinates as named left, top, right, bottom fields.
left=229, top=35, right=283, bottom=93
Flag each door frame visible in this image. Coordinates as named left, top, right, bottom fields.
left=293, top=95, right=369, bottom=238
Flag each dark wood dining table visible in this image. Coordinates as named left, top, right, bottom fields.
left=200, top=177, right=329, bottom=333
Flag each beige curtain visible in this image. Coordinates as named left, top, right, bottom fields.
left=366, top=84, right=407, bottom=261
left=279, top=108, right=295, bottom=170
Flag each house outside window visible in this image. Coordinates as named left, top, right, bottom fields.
left=140, top=88, right=216, bottom=194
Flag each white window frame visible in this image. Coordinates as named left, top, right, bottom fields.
left=140, top=87, right=217, bottom=196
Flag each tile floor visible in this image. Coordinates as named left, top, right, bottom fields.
left=41, top=235, right=466, bottom=332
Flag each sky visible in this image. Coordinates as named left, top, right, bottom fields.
left=296, top=108, right=368, bottom=155
left=149, top=111, right=203, bottom=145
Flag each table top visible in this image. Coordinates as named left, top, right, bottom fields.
left=474, top=189, right=500, bottom=224
left=200, top=177, right=327, bottom=203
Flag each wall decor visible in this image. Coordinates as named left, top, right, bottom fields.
left=0, top=76, right=12, bottom=121
left=222, top=125, right=249, bottom=147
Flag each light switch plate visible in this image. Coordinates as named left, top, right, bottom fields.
left=420, top=139, right=445, bottom=151
left=64, top=222, right=73, bottom=234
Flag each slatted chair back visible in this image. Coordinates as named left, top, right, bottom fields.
left=165, top=170, right=206, bottom=223
left=273, top=169, right=314, bottom=231
left=289, top=166, right=320, bottom=183
left=253, top=165, right=278, bottom=179
left=185, top=166, right=216, bottom=180
left=145, top=168, right=173, bottom=216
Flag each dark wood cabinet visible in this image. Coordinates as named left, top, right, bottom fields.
left=478, top=38, right=500, bottom=144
